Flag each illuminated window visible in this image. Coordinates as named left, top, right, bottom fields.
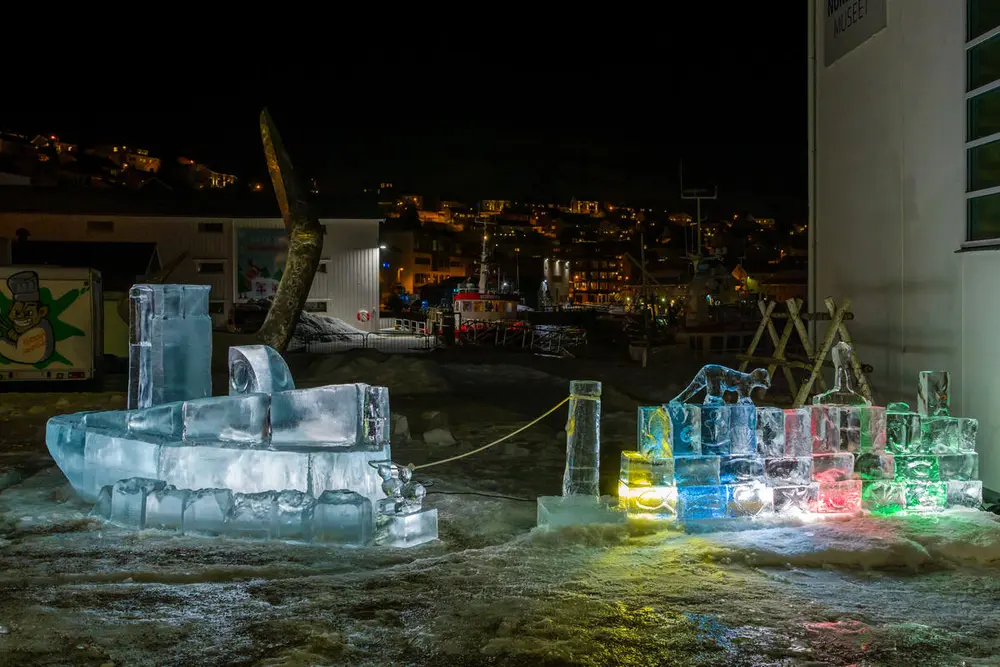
left=196, top=261, right=225, bottom=274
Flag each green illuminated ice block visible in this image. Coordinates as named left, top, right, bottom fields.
left=905, top=481, right=947, bottom=511
left=862, top=481, right=906, bottom=515
left=886, top=402, right=920, bottom=455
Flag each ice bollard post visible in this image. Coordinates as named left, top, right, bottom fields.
left=562, top=380, right=602, bottom=497
left=538, top=381, right=624, bottom=527
left=128, top=284, right=213, bottom=409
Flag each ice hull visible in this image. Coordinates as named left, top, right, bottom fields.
left=47, top=414, right=388, bottom=513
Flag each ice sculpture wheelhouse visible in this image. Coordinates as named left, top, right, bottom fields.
left=45, top=284, right=437, bottom=547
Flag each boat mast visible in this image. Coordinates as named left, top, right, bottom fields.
left=478, top=219, right=489, bottom=295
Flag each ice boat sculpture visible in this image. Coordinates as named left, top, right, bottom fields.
left=618, top=347, right=984, bottom=521
left=46, top=284, right=437, bottom=547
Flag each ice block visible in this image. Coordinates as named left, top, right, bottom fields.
left=313, top=490, right=373, bottom=545
left=128, top=284, right=212, bottom=409
left=755, top=407, right=785, bottom=458
left=637, top=405, right=671, bottom=458
left=668, top=403, right=701, bottom=456
left=562, top=381, right=602, bottom=497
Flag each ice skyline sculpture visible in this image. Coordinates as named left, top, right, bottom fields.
left=537, top=381, right=625, bottom=528
left=618, top=348, right=983, bottom=521
left=46, top=283, right=437, bottom=547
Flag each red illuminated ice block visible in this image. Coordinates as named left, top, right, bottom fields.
left=810, top=406, right=841, bottom=453
left=812, top=453, right=855, bottom=483
left=818, top=480, right=862, bottom=514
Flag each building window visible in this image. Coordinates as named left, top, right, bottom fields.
left=969, top=1, right=1000, bottom=41
left=198, top=222, right=224, bottom=233
left=317, top=261, right=329, bottom=273
left=414, top=257, right=431, bottom=265
left=968, top=33, right=1000, bottom=93
left=196, top=261, right=225, bottom=274
left=966, top=2, right=1000, bottom=242
left=303, top=300, right=328, bottom=313
left=87, top=220, right=114, bottom=233
left=209, top=301, right=225, bottom=315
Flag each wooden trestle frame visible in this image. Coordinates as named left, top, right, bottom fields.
left=738, top=296, right=874, bottom=407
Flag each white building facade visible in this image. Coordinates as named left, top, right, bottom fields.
left=0, top=212, right=381, bottom=332
left=810, top=0, right=1000, bottom=491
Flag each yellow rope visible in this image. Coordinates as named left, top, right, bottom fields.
left=408, top=394, right=598, bottom=471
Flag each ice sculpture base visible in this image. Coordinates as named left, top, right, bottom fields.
left=92, top=478, right=377, bottom=546
left=375, top=508, right=438, bottom=548
left=536, top=495, right=626, bottom=528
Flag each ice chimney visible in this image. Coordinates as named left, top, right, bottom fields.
left=128, top=284, right=212, bottom=409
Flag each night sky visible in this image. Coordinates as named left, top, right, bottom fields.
left=4, top=6, right=806, bottom=220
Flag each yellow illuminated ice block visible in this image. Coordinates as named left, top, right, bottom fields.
left=618, top=481, right=678, bottom=518
left=619, top=451, right=674, bottom=487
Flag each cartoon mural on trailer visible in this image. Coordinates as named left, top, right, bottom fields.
left=236, top=228, right=287, bottom=301
left=0, top=270, right=87, bottom=368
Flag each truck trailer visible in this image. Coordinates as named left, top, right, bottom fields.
left=0, top=266, right=103, bottom=381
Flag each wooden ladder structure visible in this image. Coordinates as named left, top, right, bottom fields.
left=738, top=296, right=873, bottom=407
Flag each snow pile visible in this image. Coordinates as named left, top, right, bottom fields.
left=705, top=512, right=1000, bottom=571
left=289, top=313, right=369, bottom=351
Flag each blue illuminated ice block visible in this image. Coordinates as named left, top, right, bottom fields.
left=128, top=284, right=212, bottom=409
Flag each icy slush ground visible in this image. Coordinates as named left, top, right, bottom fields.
left=2, top=387, right=1000, bottom=666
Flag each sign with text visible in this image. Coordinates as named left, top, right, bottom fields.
left=824, top=0, right=886, bottom=66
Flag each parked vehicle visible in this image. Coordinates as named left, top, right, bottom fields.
left=0, top=266, right=103, bottom=381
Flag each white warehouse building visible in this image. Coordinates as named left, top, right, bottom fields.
left=809, top=0, right=1000, bottom=492
left=0, top=187, right=382, bottom=347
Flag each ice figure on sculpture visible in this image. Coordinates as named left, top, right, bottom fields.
left=371, top=461, right=435, bottom=546
left=671, top=365, right=771, bottom=405
left=917, top=371, right=950, bottom=417
left=45, top=283, right=438, bottom=547
left=812, top=342, right=869, bottom=406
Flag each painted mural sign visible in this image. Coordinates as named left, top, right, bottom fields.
left=824, top=0, right=886, bottom=66
left=0, top=270, right=88, bottom=369
left=235, top=228, right=287, bottom=301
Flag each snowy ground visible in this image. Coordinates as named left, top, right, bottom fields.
left=2, top=354, right=1000, bottom=666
